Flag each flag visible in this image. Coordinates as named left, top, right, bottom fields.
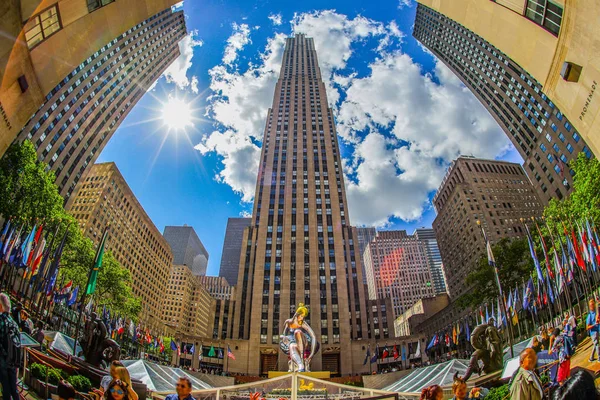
left=525, top=224, right=544, bottom=281
left=546, top=274, right=555, bottom=304
left=159, top=338, right=165, bottom=353
left=445, top=333, right=450, bottom=347
left=382, top=345, right=389, bottom=359
left=554, top=249, right=565, bottom=293
left=5, top=225, right=22, bottom=263
left=485, top=304, right=489, bottom=322
left=536, top=223, right=554, bottom=279
left=19, top=225, right=37, bottom=268
left=415, top=341, right=421, bottom=358
left=363, top=347, right=371, bottom=365
left=208, top=345, right=216, bottom=357
left=393, top=344, right=399, bottom=360
left=465, top=320, right=471, bottom=341
left=452, top=325, right=457, bottom=345
left=426, top=336, right=436, bottom=351
left=402, top=344, right=407, bottom=360
left=198, top=344, right=203, bottom=360
left=30, top=237, right=46, bottom=276
left=44, top=226, right=69, bottom=294
left=1, top=224, right=16, bottom=258
left=568, top=224, right=586, bottom=271
left=86, top=226, right=109, bottom=295
left=189, top=344, right=195, bottom=354
left=129, top=321, right=135, bottom=337
left=218, top=347, right=224, bottom=359
left=26, top=225, right=44, bottom=267
left=66, top=286, right=79, bottom=306
left=227, top=346, right=236, bottom=360
left=170, top=339, right=180, bottom=355
left=0, top=220, right=11, bottom=251
left=586, top=219, right=598, bottom=271
left=371, top=345, right=378, bottom=363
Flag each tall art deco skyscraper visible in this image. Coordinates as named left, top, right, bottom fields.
left=233, top=35, right=369, bottom=376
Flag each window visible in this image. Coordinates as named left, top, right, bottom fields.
left=525, top=0, right=563, bottom=36
left=87, top=0, right=115, bottom=12
left=24, top=5, right=62, bottom=49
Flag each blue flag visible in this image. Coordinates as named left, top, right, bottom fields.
left=66, top=286, right=79, bottom=306
left=525, top=225, right=544, bottom=281
left=371, top=345, right=378, bottom=363
left=170, top=339, right=178, bottom=351
left=190, top=344, right=195, bottom=354
left=363, top=347, right=371, bottom=365
left=523, top=278, right=534, bottom=310
left=427, top=335, right=436, bottom=351
left=465, top=321, right=471, bottom=341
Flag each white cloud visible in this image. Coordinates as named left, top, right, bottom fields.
left=398, top=0, right=413, bottom=8
left=195, top=33, right=287, bottom=201
left=268, top=13, right=283, bottom=26
left=222, top=23, right=252, bottom=66
left=339, top=53, right=509, bottom=225
left=163, top=29, right=203, bottom=93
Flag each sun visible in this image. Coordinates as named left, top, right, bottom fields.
left=161, top=96, right=194, bottom=131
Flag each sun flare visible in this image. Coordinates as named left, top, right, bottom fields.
left=161, top=96, right=194, bottom=131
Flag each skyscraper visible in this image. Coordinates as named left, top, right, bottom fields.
left=413, top=2, right=593, bottom=204
left=219, top=217, right=251, bottom=285
left=363, top=230, right=436, bottom=318
left=414, top=228, right=447, bottom=295
left=432, top=156, right=544, bottom=299
left=10, top=1, right=186, bottom=204
left=232, top=34, right=369, bottom=376
left=414, top=0, right=600, bottom=161
left=355, top=227, right=377, bottom=284
left=68, top=162, right=173, bottom=332
left=163, top=226, right=209, bottom=276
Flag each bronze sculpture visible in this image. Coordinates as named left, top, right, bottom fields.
left=461, top=318, right=503, bottom=381
left=81, top=312, right=121, bottom=367
left=280, top=303, right=319, bottom=372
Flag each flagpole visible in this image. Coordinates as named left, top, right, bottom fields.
left=477, top=221, right=514, bottom=358
left=73, top=224, right=109, bottom=356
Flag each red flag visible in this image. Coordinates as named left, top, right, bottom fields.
left=382, top=346, right=389, bottom=359
left=27, top=225, right=44, bottom=266
left=393, top=345, right=399, bottom=360
left=570, top=226, right=586, bottom=271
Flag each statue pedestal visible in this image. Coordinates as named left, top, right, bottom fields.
left=268, top=371, right=331, bottom=379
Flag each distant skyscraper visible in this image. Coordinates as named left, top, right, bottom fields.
left=218, top=217, right=251, bottom=285
left=355, top=227, right=377, bottom=284
left=413, top=2, right=593, bottom=204
left=432, top=156, right=545, bottom=299
left=163, top=226, right=209, bottom=276
left=414, top=228, right=447, bottom=295
left=68, top=162, right=173, bottom=332
left=363, top=230, right=436, bottom=318
left=9, top=2, right=186, bottom=204
left=233, top=34, right=369, bottom=376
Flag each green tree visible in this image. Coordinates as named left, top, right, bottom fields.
left=456, top=237, right=534, bottom=309
left=0, top=140, right=64, bottom=222
left=59, top=232, right=142, bottom=321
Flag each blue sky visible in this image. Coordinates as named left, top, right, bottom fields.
left=98, top=0, right=522, bottom=277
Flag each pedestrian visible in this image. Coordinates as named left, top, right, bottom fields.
left=0, top=292, right=21, bottom=400
left=58, top=380, right=76, bottom=400
left=19, top=310, right=33, bottom=335
left=549, top=328, right=571, bottom=383
left=164, top=377, right=195, bottom=400
left=32, top=321, right=45, bottom=346
left=10, top=302, right=22, bottom=327
left=586, top=298, right=600, bottom=362
left=550, top=369, right=600, bottom=399
left=531, top=336, right=543, bottom=354
left=564, top=311, right=577, bottom=347
left=99, top=361, right=125, bottom=393
left=510, top=348, right=543, bottom=400
left=104, top=379, right=131, bottom=400
left=420, top=385, right=442, bottom=400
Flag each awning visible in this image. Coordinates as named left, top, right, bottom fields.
left=384, top=359, right=471, bottom=393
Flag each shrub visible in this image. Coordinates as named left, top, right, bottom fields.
left=47, top=368, right=63, bottom=385
left=68, top=375, right=92, bottom=393
left=484, top=384, right=509, bottom=400
left=30, top=363, right=47, bottom=380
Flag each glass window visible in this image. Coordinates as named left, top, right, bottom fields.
left=24, top=5, right=62, bottom=49
left=540, top=143, right=547, bottom=152
left=525, top=0, right=562, bottom=36
left=566, top=143, right=574, bottom=153
left=572, top=132, right=580, bottom=142
left=87, top=0, right=115, bottom=12
left=583, top=146, right=592, bottom=159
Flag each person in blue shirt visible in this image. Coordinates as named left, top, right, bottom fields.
left=165, top=377, right=195, bottom=400
left=586, top=298, right=600, bottom=362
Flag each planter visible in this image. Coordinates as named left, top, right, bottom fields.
left=30, top=377, right=58, bottom=398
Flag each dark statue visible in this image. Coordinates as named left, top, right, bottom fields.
left=461, top=318, right=503, bottom=381
left=81, top=312, right=121, bottom=367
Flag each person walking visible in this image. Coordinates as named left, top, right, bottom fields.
left=510, top=348, right=543, bottom=400
left=165, top=377, right=195, bottom=400
left=549, top=328, right=571, bottom=383
left=0, top=293, right=21, bottom=400
left=585, top=298, right=600, bottom=362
